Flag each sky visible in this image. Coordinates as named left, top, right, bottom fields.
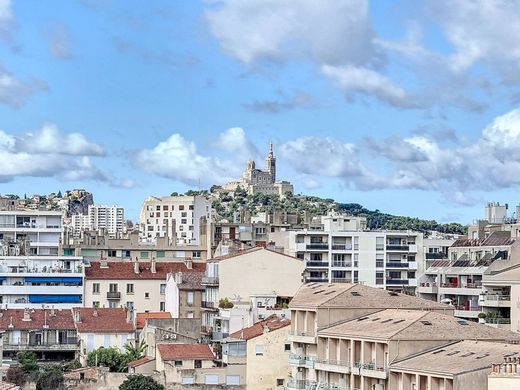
left=2, top=0, right=520, bottom=223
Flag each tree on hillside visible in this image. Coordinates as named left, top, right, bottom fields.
left=119, top=374, right=164, bottom=390
left=36, top=365, right=64, bottom=390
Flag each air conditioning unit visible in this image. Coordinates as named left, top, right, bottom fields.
left=163, top=334, right=170, bottom=340
left=258, top=314, right=265, bottom=320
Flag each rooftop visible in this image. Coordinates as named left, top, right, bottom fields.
left=229, top=314, right=290, bottom=340
left=157, top=343, right=214, bottom=361
left=210, top=246, right=301, bottom=263
left=136, top=312, right=172, bottom=329
left=127, top=357, right=155, bottom=368
left=86, top=261, right=205, bottom=280
left=73, top=308, right=134, bottom=333
left=391, top=340, right=520, bottom=376
left=452, top=231, right=515, bottom=248
left=290, top=283, right=452, bottom=311
left=0, top=309, right=74, bottom=330
left=320, top=309, right=520, bottom=341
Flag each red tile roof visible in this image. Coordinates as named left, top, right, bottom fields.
left=0, top=309, right=74, bottom=330
left=177, top=272, right=204, bottom=290
left=0, top=381, right=18, bottom=390
left=157, top=343, right=214, bottom=360
left=229, top=315, right=290, bottom=340
left=73, top=308, right=134, bottom=333
left=136, top=312, right=172, bottom=329
left=128, top=356, right=155, bottom=368
left=86, top=261, right=205, bottom=280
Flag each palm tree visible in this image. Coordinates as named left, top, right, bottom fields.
left=124, top=339, right=147, bottom=361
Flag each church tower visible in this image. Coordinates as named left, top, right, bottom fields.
left=266, top=142, right=276, bottom=182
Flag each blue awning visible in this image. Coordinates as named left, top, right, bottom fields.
left=28, top=295, right=82, bottom=303
left=25, top=277, right=82, bottom=284
left=0, top=276, right=6, bottom=281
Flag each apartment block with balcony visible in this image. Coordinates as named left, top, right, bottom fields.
left=0, top=210, right=63, bottom=256
left=0, top=308, right=78, bottom=361
left=70, top=205, right=124, bottom=238
left=287, top=283, right=454, bottom=387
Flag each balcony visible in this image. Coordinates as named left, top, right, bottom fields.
left=305, top=277, right=328, bottom=283
left=315, top=358, right=350, bottom=374
left=201, top=301, right=217, bottom=310
left=305, top=356, right=316, bottom=368
left=331, top=263, right=352, bottom=268
left=438, top=283, right=483, bottom=295
left=485, top=318, right=511, bottom=330
left=307, top=243, right=329, bottom=250
left=200, top=325, right=213, bottom=334
left=385, top=262, right=408, bottom=268
left=202, top=277, right=219, bottom=286
left=288, top=353, right=306, bottom=366
left=331, top=278, right=351, bottom=283
left=331, top=244, right=352, bottom=251
left=4, top=338, right=78, bottom=351
left=288, top=331, right=317, bottom=344
left=418, top=282, right=438, bottom=294
left=306, top=262, right=329, bottom=268
left=480, top=294, right=511, bottom=307
left=454, top=308, right=481, bottom=319
left=386, top=245, right=409, bottom=251
left=106, top=291, right=121, bottom=300
left=287, top=379, right=314, bottom=390
left=386, top=279, right=409, bottom=285
left=353, top=362, right=388, bottom=379
left=426, top=253, right=446, bottom=260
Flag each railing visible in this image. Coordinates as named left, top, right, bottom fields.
left=331, top=278, right=351, bottom=283
left=288, top=353, right=306, bottom=365
left=386, top=279, right=409, bottom=285
left=202, top=277, right=219, bottom=285
left=331, top=244, right=352, bottom=250
left=200, top=325, right=213, bottom=334
left=316, top=358, right=350, bottom=367
left=386, top=245, right=409, bottom=251
left=307, top=244, right=329, bottom=250
left=385, top=262, right=409, bottom=268
left=331, top=263, right=352, bottom=268
left=305, top=277, right=328, bottom=283
left=419, top=282, right=437, bottom=287
left=353, top=361, right=387, bottom=371
left=482, top=294, right=511, bottom=301
left=5, top=337, right=78, bottom=347
left=201, top=301, right=216, bottom=309
left=306, top=262, right=329, bottom=267
left=485, top=318, right=511, bottom=324
left=106, top=291, right=121, bottom=300
left=441, top=283, right=482, bottom=288
left=426, top=253, right=446, bottom=259
left=0, top=267, right=82, bottom=274
left=287, top=379, right=310, bottom=390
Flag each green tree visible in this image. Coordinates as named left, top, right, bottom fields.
left=119, top=374, right=164, bottom=390
left=124, top=339, right=147, bottom=362
left=87, top=347, right=128, bottom=372
left=6, top=366, right=25, bottom=386
left=36, top=365, right=64, bottom=390
left=17, top=351, right=38, bottom=374
left=65, top=359, right=82, bottom=371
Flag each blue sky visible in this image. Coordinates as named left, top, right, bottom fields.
left=1, top=0, right=520, bottom=223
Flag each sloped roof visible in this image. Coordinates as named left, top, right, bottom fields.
left=157, top=344, right=214, bottom=360
left=0, top=309, right=74, bottom=330
left=86, top=261, right=205, bottom=280
left=290, top=283, right=452, bottom=311
left=73, top=308, right=134, bottom=333
left=178, top=272, right=204, bottom=290
left=452, top=231, right=515, bottom=248
left=136, top=312, right=172, bottom=329
left=128, top=357, right=155, bottom=368
left=391, top=340, right=520, bottom=376
left=211, top=247, right=301, bottom=263
left=229, top=315, right=290, bottom=340
left=320, top=309, right=520, bottom=341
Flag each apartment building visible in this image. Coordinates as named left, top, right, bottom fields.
left=70, top=205, right=124, bottom=238
left=0, top=255, right=85, bottom=309
left=62, top=229, right=209, bottom=262
left=418, top=231, right=516, bottom=321
left=139, top=195, right=211, bottom=245
left=0, top=210, right=63, bottom=256
left=0, top=308, right=78, bottom=361
left=164, top=271, right=204, bottom=319
left=271, top=214, right=423, bottom=291
left=287, top=282, right=453, bottom=386
left=200, top=247, right=303, bottom=340
left=488, top=355, right=520, bottom=389
left=84, top=259, right=205, bottom=313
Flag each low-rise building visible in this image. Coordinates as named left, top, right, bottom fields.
left=164, top=271, right=204, bottom=319
left=488, top=354, right=520, bottom=390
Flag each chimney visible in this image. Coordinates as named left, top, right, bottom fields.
left=50, top=306, right=56, bottom=316
left=151, top=258, right=156, bottom=274
left=185, top=257, right=193, bottom=270
left=100, top=260, right=109, bottom=269
left=74, top=309, right=81, bottom=323
left=93, top=309, right=98, bottom=317
left=43, top=310, right=49, bottom=329
left=175, top=272, right=183, bottom=284
left=134, top=259, right=140, bottom=274
left=22, top=308, right=31, bottom=322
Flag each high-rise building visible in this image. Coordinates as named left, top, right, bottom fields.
left=70, top=205, right=124, bottom=237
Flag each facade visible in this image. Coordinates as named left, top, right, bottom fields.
left=489, top=355, right=520, bottom=390
left=84, top=259, right=205, bottom=313
left=70, top=205, right=124, bottom=238
left=0, top=210, right=63, bottom=256
left=139, top=195, right=211, bottom=245
left=223, top=144, right=294, bottom=196
left=164, top=271, right=204, bottom=319
left=0, top=308, right=77, bottom=361
left=271, top=214, right=423, bottom=291
left=200, top=247, right=304, bottom=340
left=73, top=307, right=135, bottom=364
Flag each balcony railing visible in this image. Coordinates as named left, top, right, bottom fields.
left=482, top=294, right=510, bottom=302
left=289, top=354, right=306, bottom=365
left=306, top=262, right=329, bottom=267
left=331, top=263, right=352, bottom=268
left=385, top=262, right=409, bottom=268
left=202, top=277, right=219, bottom=285
left=307, top=244, right=329, bottom=250
left=331, top=278, right=351, bottom=283
left=485, top=318, right=511, bottom=325
left=331, top=244, right=352, bottom=250
left=386, top=279, right=409, bottom=285
left=200, top=325, right=213, bottom=334
left=353, top=361, right=387, bottom=371
left=106, top=291, right=121, bottom=300
left=287, top=379, right=310, bottom=390
left=4, top=338, right=78, bottom=349
left=426, top=253, right=446, bottom=259
left=441, top=283, right=482, bottom=289
left=316, top=358, right=350, bottom=367
left=386, top=245, right=409, bottom=251
left=201, top=301, right=217, bottom=309
left=305, top=277, right=328, bottom=283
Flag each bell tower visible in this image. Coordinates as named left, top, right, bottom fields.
left=266, top=142, right=276, bottom=182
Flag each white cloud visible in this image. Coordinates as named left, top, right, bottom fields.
left=212, top=127, right=260, bottom=162
left=0, top=0, right=14, bottom=41
left=47, top=23, right=73, bottom=59
left=0, top=125, right=108, bottom=183
left=0, top=63, right=47, bottom=108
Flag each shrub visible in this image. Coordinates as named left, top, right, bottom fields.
left=36, top=365, right=64, bottom=390
left=17, top=351, right=38, bottom=373
left=6, top=366, right=25, bottom=386
left=219, top=297, right=234, bottom=309
left=119, top=374, right=164, bottom=390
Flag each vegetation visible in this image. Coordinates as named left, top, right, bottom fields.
left=124, top=339, right=147, bottom=362
left=6, top=366, right=25, bottom=386
left=36, top=365, right=64, bottom=390
left=119, top=374, right=164, bottom=390
left=65, top=359, right=82, bottom=371
left=87, top=341, right=148, bottom=372
left=18, top=351, right=38, bottom=374
left=219, top=297, right=234, bottom=309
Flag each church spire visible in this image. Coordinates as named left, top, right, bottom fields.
left=266, top=142, right=276, bottom=182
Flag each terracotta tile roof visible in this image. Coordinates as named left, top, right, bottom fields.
left=178, top=272, right=204, bottom=290
left=136, top=312, right=172, bottom=329
left=229, top=315, right=290, bottom=340
left=128, top=356, right=155, bottom=368
left=0, top=381, right=18, bottom=390
left=73, top=308, right=134, bottom=333
left=452, top=232, right=515, bottom=248
left=157, top=343, right=214, bottom=360
left=86, top=261, right=205, bottom=280
left=0, top=309, right=74, bottom=330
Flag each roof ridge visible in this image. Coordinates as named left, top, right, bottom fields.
left=388, top=310, right=430, bottom=339
left=322, top=284, right=355, bottom=305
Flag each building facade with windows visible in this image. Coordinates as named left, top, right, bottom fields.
left=139, top=195, right=211, bottom=245
left=70, top=205, right=124, bottom=238
left=164, top=271, right=204, bottom=319
left=84, top=259, right=205, bottom=313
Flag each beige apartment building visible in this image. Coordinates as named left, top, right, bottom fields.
left=164, top=271, right=204, bottom=319
left=84, top=259, right=205, bottom=313
left=488, top=354, right=520, bottom=390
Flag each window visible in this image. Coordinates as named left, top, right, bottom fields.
left=140, top=251, right=149, bottom=259
left=109, top=283, right=118, bottom=292
left=145, top=292, right=150, bottom=299
left=277, top=379, right=285, bottom=386
left=189, top=205, right=194, bottom=210
left=163, top=205, right=168, bottom=210
left=376, top=272, right=384, bottom=285
left=284, top=344, right=291, bottom=351
left=108, top=250, right=117, bottom=257
left=127, top=284, right=134, bottom=294
left=179, top=205, right=185, bottom=211
left=376, top=236, right=385, bottom=251
left=122, top=250, right=130, bottom=258
left=93, top=301, right=100, bottom=308
left=156, top=205, right=161, bottom=211
left=157, top=250, right=165, bottom=258
left=408, top=271, right=416, bottom=279
left=255, top=345, right=265, bottom=356
left=181, top=219, right=187, bottom=224
left=187, top=291, right=194, bottom=305
left=353, top=271, right=359, bottom=283
left=187, top=311, right=194, bottom=318
left=182, top=377, right=194, bottom=385
left=376, top=253, right=384, bottom=268
left=160, top=284, right=166, bottom=294
left=160, top=302, right=165, bottom=311
left=127, top=302, right=134, bottom=309
left=181, top=212, right=187, bottom=218
left=354, top=253, right=359, bottom=267
left=93, top=283, right=100, bottom=294
left=353, top=236, right=359, bottom=250
left=226, top=376, right=240, bottom=385
left=175, top=361, right=182, bottom=367
left=194, top=360, right=202, bottom=368
left=104, top=335, right=111, bottom=347
left=109, top=301, right=118, bottom=308
left=205, top=375, right=218, bottom=385
left=189, top=225, right=194, bottom=231
left=192, top=251, right=201, bottom=258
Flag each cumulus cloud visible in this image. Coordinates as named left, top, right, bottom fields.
left=0, top=64, right=48, bottom=108
left=0, top=125, right=108, bottom=183
left=212, top=127, right=260, bottom=163
left=47, top=23, right=73, bottom=59
left=0, top=0, right=14, bottom=41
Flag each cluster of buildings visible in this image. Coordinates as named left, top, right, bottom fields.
left=3, top=155, right=520, bottom=388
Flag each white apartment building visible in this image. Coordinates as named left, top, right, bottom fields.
left=0, top=210, right=63, bottom=256
left=139, top=195, right=211, bottom=245
left=271, top=214, right=423, bottom=291
left=71, top=205, right=124, bottom=237
left=0, top=255, right=85, bottom=309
